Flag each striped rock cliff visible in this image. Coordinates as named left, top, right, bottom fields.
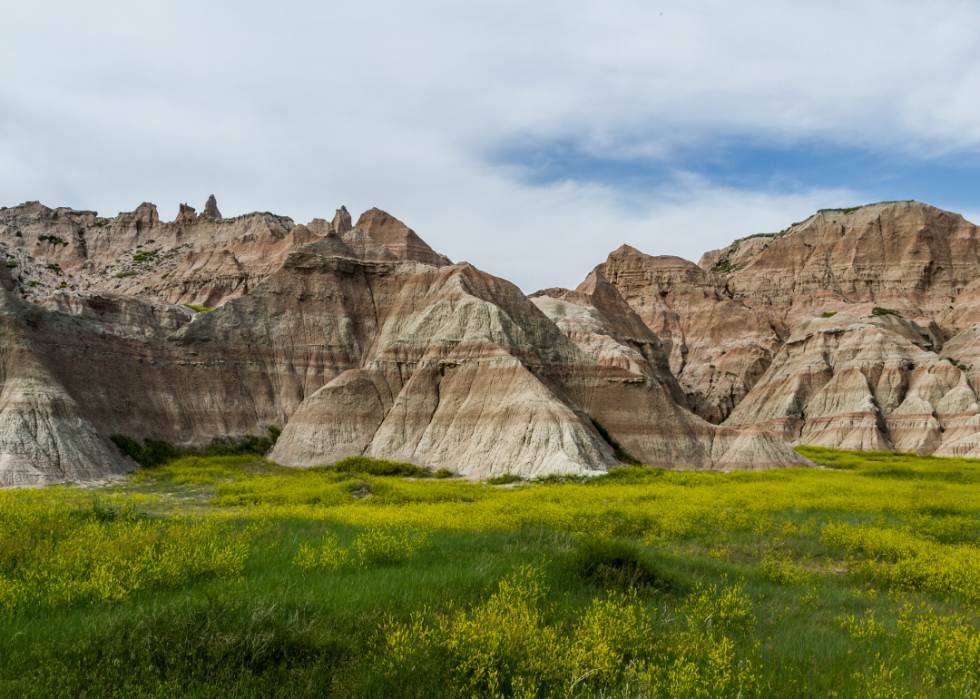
left=527, top=272, right=809, bottom=470
left=582, top=201, right=980, bottom=454
left=582, top=246, right=783, bottom=423
left=723, top=308, right=980, bottom=454
left=0, top=198, right=449, bottom=310
left=0, top=199, right=808, bottom=484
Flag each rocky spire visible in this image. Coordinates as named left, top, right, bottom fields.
left=203, top=194, right=222, bottom=221
left=331, top=205, right=352, bottom=234
left=176, top=203, right=197, bottom=225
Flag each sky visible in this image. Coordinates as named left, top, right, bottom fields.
left=2, top=1, right=980, bottom=292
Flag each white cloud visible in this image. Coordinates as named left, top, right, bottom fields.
left=1, top=1, right=978, bottom=291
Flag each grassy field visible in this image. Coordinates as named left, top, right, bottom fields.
left=2, top=448, right=980, bottom=697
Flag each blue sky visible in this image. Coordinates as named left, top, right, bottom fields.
left=2, top=1, right=980, bottom=291
left=492, top=138, right=980, bottom=228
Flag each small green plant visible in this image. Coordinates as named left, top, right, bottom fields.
left=182, top=303, right=213, bottom=312
left=267, top=424, right=281, bottom=444
left=110, top=425, right=282, bottom=467
left=589, top=416, right=642, bottom=466
left=821, top=311, right=837, bottom=318
left=872, top=307, right=902, bottom=317
left=568, top=537, right=674, bottom=593
left=487, top=473, right=523, bottom=485
left=331, top=456, right=431, bottom=478
left=435, top=468, right=454, bottom=479
left=133, top=250, right=158, bottom=262
left=45, top=263, right=63, bottom=275
left=85, top=496, right=148, bottom=524
left=28, top=280, right=40, bottom=286
left=59, top=282, right=67, bottom=288
left=113, top=270, right=139, bottom=278
left=37, top=234, right=68, bottom=246
left=5, top=259, right=16, bottom=268
left=295, top=528, right=430, bottom=572
left=725, top=370, right=737, bottom=377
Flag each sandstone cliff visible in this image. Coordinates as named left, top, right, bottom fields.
left=528, top=271, right=809, bottom=470
left=0, top=198, right=812, bottom=484
left=0, top=198, right=449, bottom=311
left=577, top=201, right=980, bottom=455
left=582, top=246, right=782, bottom=423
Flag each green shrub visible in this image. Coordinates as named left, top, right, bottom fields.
left=821, top=311, right=837, bottom=318
left=113, top=270, right=139, bottom=278
left=182, top=303, right=213, bottom=312
left=435, top=468, right=454, bottom=479
left=331, top=456, right=431, bottom=478
left=133, top=250, right=157, bottom=262
left=487, top=473, right=523, bottom=485
left=589, top=416, right=642, bottom=466
left=110, top=425, right=281, bottom=467
left=568, top=537, right=674, bottom=593
left=46, top=263, right=63, bottom=275
left=5, top=259, right=17, bottom=268
left=37, top=234, right=68, bottom=246
left=28, top=280, right=40, bottom=287
left=872, top=307, right=902, bottom=317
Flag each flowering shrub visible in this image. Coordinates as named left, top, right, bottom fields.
left=380, top=565, right=759, bottom=698
left=294, top=528, right=429, bottom=572
left=823, top=522, right=980, bottom=603
left=0, top=490, right=253, bottom=614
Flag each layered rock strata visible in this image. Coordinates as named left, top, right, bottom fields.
left=724, top=309, right=980, bottom=454
left=582, top=246, right=782, bottom=423
left=527, top=271, right=809, bottom=470
left=0, top=199, right=809, bottom=484
left=0, top=198, right=449, bottom=311
left=576, top=201, right=980, bottom=454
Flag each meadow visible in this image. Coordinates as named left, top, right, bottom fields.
left=2, top=448, right=980, bottom=697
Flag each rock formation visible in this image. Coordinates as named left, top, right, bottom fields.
left=0, top=197, right=809, bottom=484
left=354, top=207, right=452, bottom=267
left=583, top=246, right=782, bottom=423
left=528, top=272, right=809, bottom=469
left=202, top=195, right=222, bottom=221
left=574, top=200, right=980, bottom=455
left=0, top=198, right=447, bottom=312
left=331, top=206, right=352, bottom=234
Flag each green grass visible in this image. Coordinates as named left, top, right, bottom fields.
left=182, top=303, right=213, bottom=312
left=4, top=448, right=980, bottom=696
